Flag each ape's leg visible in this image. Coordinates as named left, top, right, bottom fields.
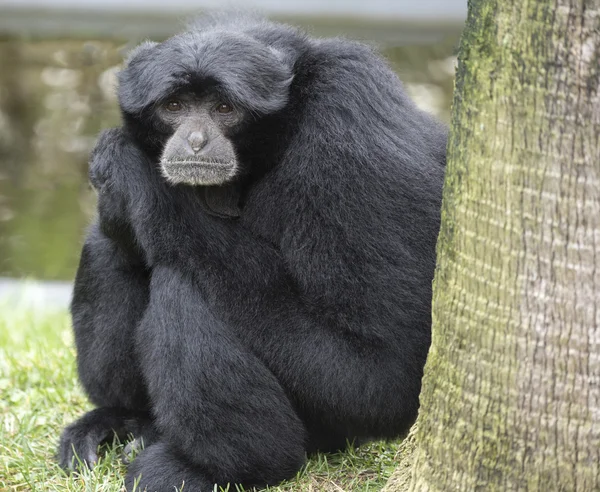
left=59, top=225, right=155, bottom=470
left=304, top=424, right=361, bottom=454
left=196, top=234, right=425, bottom=447
left=125, top=266, right=306, bottom=492
left=240, top=306, right=423, bottom=447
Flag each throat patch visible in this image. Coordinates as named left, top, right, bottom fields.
left=200, top=185, right=242, bottom=219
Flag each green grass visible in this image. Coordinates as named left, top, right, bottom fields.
left=0, top=307, right=399, bottom=491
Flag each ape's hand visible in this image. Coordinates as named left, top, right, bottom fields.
left=89, top=127, right=150, bottom=262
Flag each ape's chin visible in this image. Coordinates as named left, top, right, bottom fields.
left=161, top=160, right=237, bottom=186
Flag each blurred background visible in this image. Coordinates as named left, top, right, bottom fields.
left=0, top=0, right=465, bottom=307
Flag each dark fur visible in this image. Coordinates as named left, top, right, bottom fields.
left=59, top=14, right=446, bottom=491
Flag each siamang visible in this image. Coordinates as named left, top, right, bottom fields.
left=58, top=14, right=447, bottom=492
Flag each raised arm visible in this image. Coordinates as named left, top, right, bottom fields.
left=59, top=130, right=153, bottom=470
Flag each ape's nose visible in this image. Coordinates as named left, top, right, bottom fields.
left=187, top=131, right=208, bottom=153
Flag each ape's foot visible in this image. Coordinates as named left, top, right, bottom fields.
left=122, top=426, right=159, bottom=464
left=59, top=407, right=156, bottom=471
left=125, top=442, right=214, bottom=492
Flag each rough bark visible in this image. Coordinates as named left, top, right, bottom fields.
left=385, top=0, right=600, bottom=490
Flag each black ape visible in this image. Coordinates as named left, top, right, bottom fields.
left=59, top=14, right=447, bottom=492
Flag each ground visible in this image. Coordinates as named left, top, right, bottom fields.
left=0, top=306, right=400, bottom=492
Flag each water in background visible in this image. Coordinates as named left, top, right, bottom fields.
left=0, top=18, right=460, bottom=281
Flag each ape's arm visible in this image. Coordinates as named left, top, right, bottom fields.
left=126, top=265, right=306, bottom=490
left=73, top=127, right=154, bottom=410
left=70, top=223, right=149, bottom=410
left=59, top=133, right=154, bottom=471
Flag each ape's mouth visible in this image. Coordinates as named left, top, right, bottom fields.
left=160, top=159, right=237, bottom=186
left=164, top=159, right=233, bottom=168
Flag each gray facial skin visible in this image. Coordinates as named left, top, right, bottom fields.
left=157, top=93, right=245, bottom=186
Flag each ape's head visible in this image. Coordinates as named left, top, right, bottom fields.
left=118, top=18, right=301, bottom=187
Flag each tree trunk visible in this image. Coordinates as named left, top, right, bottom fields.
left=386, top=0, right=600, bottom=490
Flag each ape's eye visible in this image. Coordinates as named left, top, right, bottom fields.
left=165, top=100, right=183, bottom=112
left=216, top=103, right=233, bottom=114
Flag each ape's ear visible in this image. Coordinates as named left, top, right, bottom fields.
left=118, top=41, right=175, bottom=115
left=124, top=41, right=159, bottom=66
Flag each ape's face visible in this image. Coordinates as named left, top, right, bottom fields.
left=155, top=91, right=247, bottom=186
left=118, top=29, right=296, bottom=188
